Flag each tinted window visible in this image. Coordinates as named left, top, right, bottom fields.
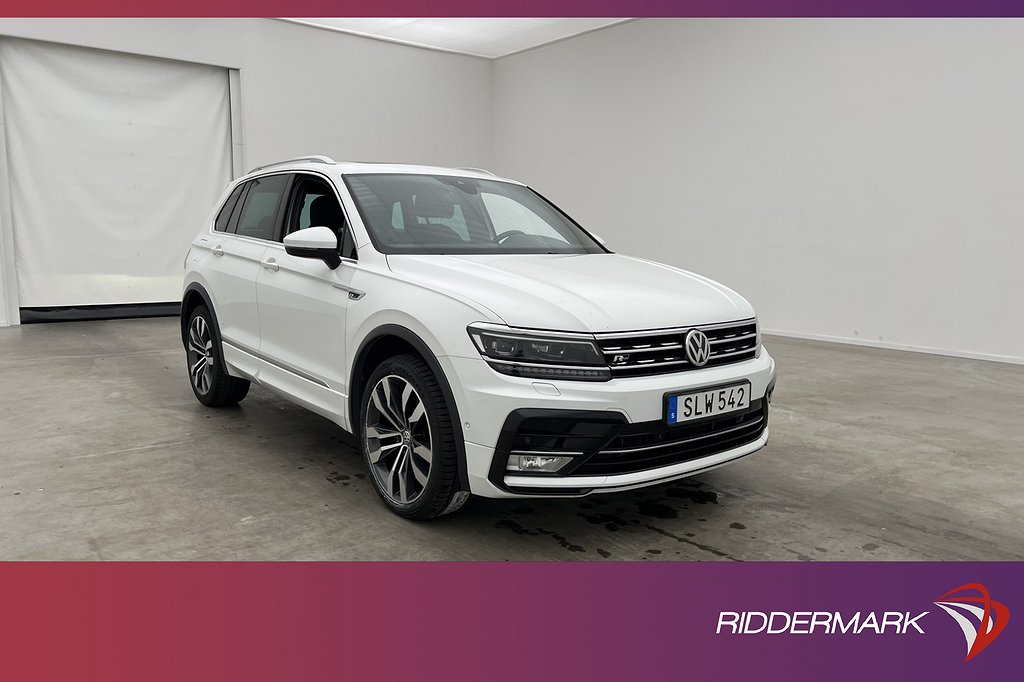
left=235, top=175, right=289, bottom=241
left=340, top=226, right=357, bottom=260
left=344, top=174, right=606, bottom=255
left=214, top=184, right=246, bottom=233
left=224, top=182, right=251, bottom=234
left=287, top=177, right=343, bottom=234
left=283, top=175, right=357, bottom=260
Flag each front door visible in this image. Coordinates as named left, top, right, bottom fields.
left=255, top=173, right=359, bottom=426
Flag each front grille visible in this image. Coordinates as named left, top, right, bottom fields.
left=570, top=400, right=766, bottom=477
left=596, top=319, right=758, bottom=378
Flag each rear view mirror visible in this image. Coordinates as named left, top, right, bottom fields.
left=284, top=226, right=341, bottom=269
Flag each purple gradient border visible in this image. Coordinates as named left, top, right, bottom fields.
left=7, top=2, right=1024, bottom=18
left=0, top=562, right=1018, bottom=681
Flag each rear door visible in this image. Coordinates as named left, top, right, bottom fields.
left=203, top=173, right=289, bottom=356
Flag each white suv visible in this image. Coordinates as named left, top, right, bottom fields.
left=182, top=156, right=776, bottom=519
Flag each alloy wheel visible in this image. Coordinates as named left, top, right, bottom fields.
left=364, top=375, right=433, bottom=504
left=187, top=315, right=215, bottom=395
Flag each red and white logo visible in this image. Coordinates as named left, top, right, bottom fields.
left=934, top=583, right=1010, bottom=662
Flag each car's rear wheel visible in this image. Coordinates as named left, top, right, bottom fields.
left=360, top=354, right=468, bottom=519
left=186, top=305, right=250, bottom=407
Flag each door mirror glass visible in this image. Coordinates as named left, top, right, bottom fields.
left=283, top=225, right=341, bottom=269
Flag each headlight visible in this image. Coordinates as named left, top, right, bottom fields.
left=468, top=325, right=611, bottom=382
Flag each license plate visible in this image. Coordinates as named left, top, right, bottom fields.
left=666, top=382, right=751, bottom=425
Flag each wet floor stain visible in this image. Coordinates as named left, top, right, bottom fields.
left=636, top=501, right=677, bottom=519
left=862, top=542, right=880, bottom=551
left=325, top=472, right=350, bottom=485
left=663, top=482, right=719, bottom=504
left=494, top=520, right=585, bottom=553
left=644, top=524, right=737, bottom=560
left=495, top=519, right=533, bottom=535
left=784, top=548, right=814, bottom=561
left=537, top=529, right=585, bottom=553
left=485, top=477, right=762, bottom=560
left=578, top=512, right=630, bottom=532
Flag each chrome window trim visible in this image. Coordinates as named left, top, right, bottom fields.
left=209, top=169, right=359, bottom=261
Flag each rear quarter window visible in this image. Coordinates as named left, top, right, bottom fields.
left=214, top=184, right=246, bottom=232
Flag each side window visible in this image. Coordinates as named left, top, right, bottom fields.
left=214, top=184, right=246, bottom=233
left=235, top=175, right=289, bottom=241
left=224, top=182, right=251, bottom=233
left=340, top=226, right=357, bottom=260
left=284, top=175, right=357, bottom=260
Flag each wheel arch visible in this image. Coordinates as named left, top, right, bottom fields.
left=181, top=283, right=230, bottom=375
left=350, top=324, right=470, bottom=493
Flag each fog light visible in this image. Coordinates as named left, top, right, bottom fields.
left=506, top=454, right=574, bottom=472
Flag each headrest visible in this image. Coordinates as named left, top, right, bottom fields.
left=411, top=189, right=456, bottom=219
left=309, top=194, right=345, bottom=229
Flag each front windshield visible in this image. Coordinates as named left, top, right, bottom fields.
left=343, top=173, right=608, bottom=255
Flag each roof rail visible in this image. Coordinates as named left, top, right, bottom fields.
left=249, top=155, right=336, bottom=173
left=456, top=166, right=496, bottom=176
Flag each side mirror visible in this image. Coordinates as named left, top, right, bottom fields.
left=284, top=226, right=341, bottom=269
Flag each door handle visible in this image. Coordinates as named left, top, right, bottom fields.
left=261, top=258, right=279, bottom=272
left=211, top=244, right=224, bottom=257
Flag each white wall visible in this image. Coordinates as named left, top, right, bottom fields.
left=0, top=18, right=492, bottom=322
left=493, top=19, right=1024, bottom=363
left=2, top=18, right=1021, bottom=362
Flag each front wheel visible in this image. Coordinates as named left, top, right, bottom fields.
left=185, top=305, right=250, bottom=407
left=360, top=354, right=468, bottom=519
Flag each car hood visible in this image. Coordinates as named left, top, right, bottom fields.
left=385, top=253, right=755, bottom=333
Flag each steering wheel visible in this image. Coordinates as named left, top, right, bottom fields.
left=493, top=229, right=528, bottom=244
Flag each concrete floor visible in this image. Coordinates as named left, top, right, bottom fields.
left=0, top=317, right=1021, bottom=561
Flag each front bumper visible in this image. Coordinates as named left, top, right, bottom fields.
left=442, top=348, right=776, bottom=498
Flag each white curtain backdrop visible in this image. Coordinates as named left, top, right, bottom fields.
left=0, top=38, right=232, bottom=307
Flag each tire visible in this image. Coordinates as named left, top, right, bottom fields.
left=359, top=354, right=469, bottom=519
left=185, top=305, right=250, bottom=407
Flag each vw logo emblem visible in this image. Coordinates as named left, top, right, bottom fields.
left=685, top=329, right=711, bottom=366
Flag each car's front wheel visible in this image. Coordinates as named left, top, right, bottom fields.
left=360, top=354, right=468, bottom=519
left=185, top=305, right=250, bottom=407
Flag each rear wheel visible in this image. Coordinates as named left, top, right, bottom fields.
left=186, top=305, right=250, bottom=407
left=360, top=354, right=468, bottom=519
